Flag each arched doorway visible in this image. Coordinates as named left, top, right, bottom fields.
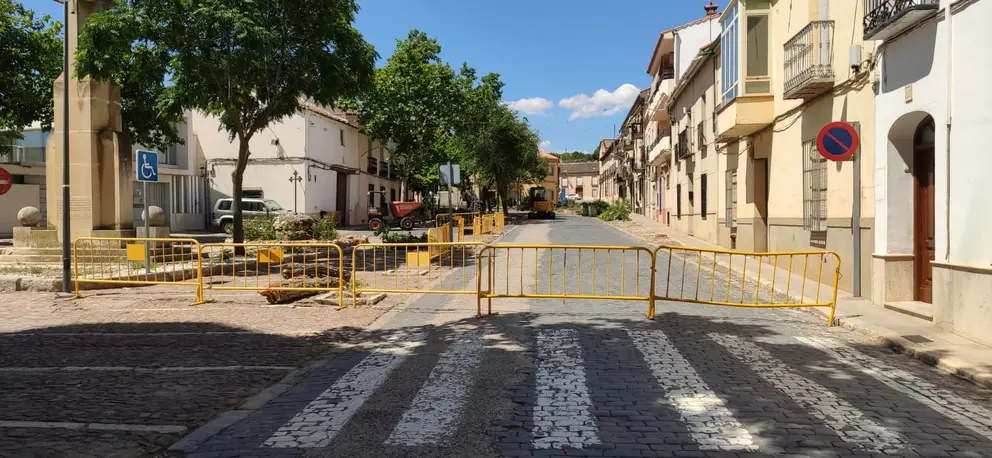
left=913, top=116, right=935, bottom=303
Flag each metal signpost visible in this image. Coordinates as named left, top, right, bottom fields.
left=136, top=150, right=159, bottom=268
left=440, top=163, right=461, bottom=241
left=816, top=121, right=861, bottom=296
left=289, top=170, right=302, bottom=213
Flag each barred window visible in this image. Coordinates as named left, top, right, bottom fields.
left=725, top=169, right=737, bottom=228
left=802, top=139, right=827, bottom=232
left=697, top=120, right=705, bottom=150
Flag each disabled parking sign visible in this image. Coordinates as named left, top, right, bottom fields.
left=136, top=149, right=159, bottom=182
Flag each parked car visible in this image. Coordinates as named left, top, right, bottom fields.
left=212, top=198, right=288, bottom=233
left=566, top=193, right=582, bottom=201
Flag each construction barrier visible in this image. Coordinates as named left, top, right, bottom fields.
left=72, top=237, right=204, bottom=303
left=435, top=212, right=479, bottom=228
left=477, top=244, right=655, bottom=317
left=350, top=242, right=487, bottom=302
left=199, top=242, right=345, bottom=307
left=652, top=246, right=841, bottom=323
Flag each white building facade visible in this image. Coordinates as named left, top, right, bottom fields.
left=869, top=0, right=992, bottom=345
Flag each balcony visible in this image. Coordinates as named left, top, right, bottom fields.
left=676, top=129, right=691, bottom=160
left=864, top=0, right=939, bottom=41
left=379, top=161, right=390, bottom=178
left=0, top=145, right=46, bottom=165
left=716, top=94, right=774, bottom=140
left=784, top=21, right=835, bottom=100
left=647, top=129, right=671, bottom=163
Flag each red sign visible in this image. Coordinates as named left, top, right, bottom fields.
left=0, top=167, right=12, bottom=196
left=816, top=121, right=859, bottom=162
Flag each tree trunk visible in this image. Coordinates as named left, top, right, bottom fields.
left=231, top=138, right=251, bottom=254
left=497, top=183, right=509, bottom=215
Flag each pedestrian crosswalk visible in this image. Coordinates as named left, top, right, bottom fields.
left=245, top=326, right=992, bottom=455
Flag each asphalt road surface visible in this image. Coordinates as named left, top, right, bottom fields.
left=185, top=216, right=992, bottom=458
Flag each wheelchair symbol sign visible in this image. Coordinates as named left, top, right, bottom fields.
left=136, top=150, right=159, bottom=182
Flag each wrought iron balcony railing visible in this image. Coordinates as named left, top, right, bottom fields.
left=783, top=21, right=835, bottom=100
left=864, top=0, right=939, bottom=40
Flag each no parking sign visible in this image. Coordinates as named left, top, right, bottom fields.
left=816, top=122, right=859, bottom=161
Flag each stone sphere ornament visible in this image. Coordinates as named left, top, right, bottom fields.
left=142, top=206, right=166, bottom=227
left=17, top=206, right=42, bottom=227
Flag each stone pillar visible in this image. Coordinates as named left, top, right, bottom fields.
left=45, top=0, right=134, bottom=242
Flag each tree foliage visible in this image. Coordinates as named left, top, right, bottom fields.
left=552, top=151, right=596, bottom=163
left=0, top=0, right=62, bottom=138
left=76, top=0, right=376, bottom=244
left=348, top=30, right=462, bottom=192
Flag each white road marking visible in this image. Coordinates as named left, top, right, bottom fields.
left=532, top=328, right=600, bottom=449
left=0, top=420, right=186, bottom=434
left=263, top=333, right=424, bottom=448
left=710, top=333, right=906, bottom=452
left=386, top=329, right=485, bottom=446
left=0, top=366, right=294, bottom=373
left=627, top=330, right=755, bottom=451
left=798, top=336, right=992, bottom=441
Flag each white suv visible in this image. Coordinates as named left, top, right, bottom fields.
left=212, top=198, right=286, bottom=233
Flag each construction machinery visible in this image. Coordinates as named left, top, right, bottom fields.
left=527, top=186, right=556, bottom=220
left=367, top=191, right=426, bottom=231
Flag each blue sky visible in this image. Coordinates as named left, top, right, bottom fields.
left=28, top=0, right=715, bottom=154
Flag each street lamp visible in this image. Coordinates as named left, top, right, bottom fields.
left=53, top=0, right=71, bottom=295
left=289, top=170, right=302, bottom=213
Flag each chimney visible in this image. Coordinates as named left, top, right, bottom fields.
left=704, top=1, right=719, bottom=16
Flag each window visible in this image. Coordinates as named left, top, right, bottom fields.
left=725, top=169, right=738, bottom=228
left=802, top=139, right=827, bottom=232
left=697, top=120, right=706, bottom=151
left=720, top=1, right=740, bottom=104
left=744, top=6, right=771, bottom=94
left=368, top=184, right=375, bottom=206
left=700, top=173, right=708, bottom=218
left=676, top=184, right=682, bottom=219
left=339, top=129, right=345, bottom=146
left=243, top=189, right=264, bottom=199
left=367, top=157, right=378, bottom=174
left=218, top=200, right=232, bottom=211
left=390, top=188, right=396, bottom=202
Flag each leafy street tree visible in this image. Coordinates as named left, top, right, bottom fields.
left=553, top=151, right=596, bottom=163
left=348, top=30, right=463, bottom=193
left=76, top=0, right=377, bottom=244
left=0, top=0, right=62, bottom=139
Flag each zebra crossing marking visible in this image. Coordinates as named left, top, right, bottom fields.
left=710, top=333, right=906, bottom=452
left=386, top=329, right=486, bottom=446
left=532, top=328, right=600, bottom=449
left=263, top=333, right=425, bottom=448
left=798, top=335, right=992, bottom=441
left=627, top=330, right=756, bottom=451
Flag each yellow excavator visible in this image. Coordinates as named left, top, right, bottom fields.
left=527, top=186, right=556, bottom=220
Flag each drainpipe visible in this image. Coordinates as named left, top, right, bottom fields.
left=945, top=3, right=952, bottom=261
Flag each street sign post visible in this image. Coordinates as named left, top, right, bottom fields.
left=136, top=150, right=159, bottom=268
left=439, top=163, right=461, bottom=242
left=816, top=121, right=863, bottom=297
left=0, top=167, right=12, bottom=196
left=816, top=121, right=859, bottom=162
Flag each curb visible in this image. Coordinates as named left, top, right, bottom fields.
left=167, top=226, right=512, bottom=456
left=803, top=306, right=992, bottom=390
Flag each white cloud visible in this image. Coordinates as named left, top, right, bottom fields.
left=558, top=84, right=640, bottom=121
left=539, top=140, right=552, bottom=148
left=505, top=97, right=554, bottom=116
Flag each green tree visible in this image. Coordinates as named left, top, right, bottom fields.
left=0, top=0, right=62, bottom=138
left=553, top=151, right=596, bottom=163
left=348, top=30, right=462, bottom=193
left=75, top=0, right=376, bottom=244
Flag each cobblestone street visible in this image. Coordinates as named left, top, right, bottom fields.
left=0, top=287, right=403, bottom=457
left=175, top=216, right=992, bottom=458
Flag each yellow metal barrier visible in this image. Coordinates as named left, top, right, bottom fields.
left=435, top=212, right=479, bottom=227
left=72, top=237, right=204, bottom=303
left=350, top=242, right=487, bottom=303
left=651, top=245, right=841, bottom=323
left=199, top=242, right=345, bottom=307
left=478, top=244, right=656, bottom=317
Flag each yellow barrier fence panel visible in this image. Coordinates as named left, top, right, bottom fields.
left=651, top=245, right=841, bottom=323
left=478, top=244, right=656, bottom=316
left=72, top=237, right=204, bottom=303
left=199, top=242, right=345, bottom=307
left=435, top=212, right=480, bottom=228
left=350, top=242, right=487, bottom=305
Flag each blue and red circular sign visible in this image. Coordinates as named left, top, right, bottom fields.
left=816, top=121, right=859, bottom=162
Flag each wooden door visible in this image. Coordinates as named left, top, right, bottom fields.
left=913, top=117, right=935, bottom=303
left=336, top=172, right=348, bottom=226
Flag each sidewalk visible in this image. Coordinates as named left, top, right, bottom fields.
left=614, top=213, right=992, bottom=389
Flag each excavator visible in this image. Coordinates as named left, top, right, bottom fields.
left=527, top=186, right=556, bottom=220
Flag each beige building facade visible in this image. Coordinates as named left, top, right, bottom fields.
left=707, top=0, right=876, bottom=296
left=559, top=162, right=599, bottom=200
